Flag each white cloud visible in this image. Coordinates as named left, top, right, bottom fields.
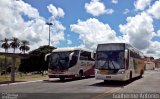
left=121, top=0, right=160, bottom=58
left=134, top=0, right=151, bottom=10
left=85, top=0, right=114, bottom=16
left=106, top=9, right=114, bottom=14
left=143, top=41, right=160, bottom=58
left=0, top=0, right=65, bottom=52
left=14, top=0, right=40, bottom=18
left=70, top=11, right=160, bottom=58
left=123, top=9, right=130, bottom=14
left=47, top=4, right=65, bottom=18
left=147, top=0, right=160, bottom=19
left=119, top=12, right=154, bottom=50
left=70, top=18, right=119, bottom=50
left=156, top=30, right=160, bottom=37
left=112, top=0, right=118, bottom=4
left=132, top=0, right=160, bottom=58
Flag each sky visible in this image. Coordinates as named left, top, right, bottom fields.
left=0, top=0, right=160, bottom=58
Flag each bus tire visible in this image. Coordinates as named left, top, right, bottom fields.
left=59, top=77, right=65, bottom=81
left=104, top=80, right=108, bottom=83
left=140, top=70, right=144, bottom=78
left=79, top=70, right=83, bottom=79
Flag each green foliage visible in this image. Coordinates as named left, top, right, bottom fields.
left=1, top=37, right=30, bottom=54
left=10, top=37, right=20, bottom=53
left=19, top=45, right=56, bottom=73
left=19, top=40, right=30, bottom=54
left=29, top=45, right=55, bottom=55
left=0, top=56, right=20, bottom=73
left=1, top=38, right=10, bottom=53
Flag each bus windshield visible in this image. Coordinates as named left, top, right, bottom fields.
left=96, top=50, right=124, bottom=70
left=48, top=50, right=79, bottom=70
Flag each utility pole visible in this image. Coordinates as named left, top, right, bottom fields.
left=11, top=56, right=16, bottom=82
left=46, top=22, right=53, bottom=46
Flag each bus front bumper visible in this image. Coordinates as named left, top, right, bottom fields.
left=48, top=74, right=76, bottom=78
left=95, top=74, right=126, bottom=81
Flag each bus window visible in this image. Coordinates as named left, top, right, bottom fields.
left=94, top=53, right=96, bottom=59
left=80, top=51, right=94, bottom=61
left=69, top=50, right=79, bottom=67
left=126, top=50, right=129, bottom=70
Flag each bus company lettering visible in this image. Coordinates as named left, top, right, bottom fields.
left=81, top=62, right=93, bottom=67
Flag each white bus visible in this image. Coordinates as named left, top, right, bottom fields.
left=95, top=43, right=145, bottom=81
left=45, top=47, right=95, bottom=81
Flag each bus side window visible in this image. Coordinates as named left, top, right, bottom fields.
left=80, top=51, right=88, bottom=60
left=126, top=50, right=129, bottom=70
left=94, top=53, right=96, bottom=59
left=80, top=51, right=93, bottom=61
left=130, top=50, right=141, bottom=59
left=92, top=53, right=96, bottom=60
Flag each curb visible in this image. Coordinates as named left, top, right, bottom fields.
left=0, top=80, right=44, bottom=87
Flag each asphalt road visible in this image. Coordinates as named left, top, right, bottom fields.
left=0, top=69, right=160, bottom=99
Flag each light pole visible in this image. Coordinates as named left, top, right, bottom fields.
left=46, top=22, right=53, bottom=46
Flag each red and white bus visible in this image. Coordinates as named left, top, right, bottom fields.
left=95, top=43, right=145, bottom=81
left=45, top=47, right=95, bottom=81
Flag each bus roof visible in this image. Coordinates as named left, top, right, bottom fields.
left=98, top=43, right=126, bottom=46
left=52, top=47, right=94, bottom=52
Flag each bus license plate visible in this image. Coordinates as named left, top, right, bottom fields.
left=106, top=76, right=111, bottom=78
left=100, top=70, right=108, bottom=74
left=55, top=75, right=59, bottom=77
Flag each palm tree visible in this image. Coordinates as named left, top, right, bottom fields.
left=10, top=37, right=20, bottom=53
left=1, top=38, right=10, bottom=53
left=19, top=40, right=30, bottom=54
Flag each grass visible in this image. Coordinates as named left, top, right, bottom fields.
left=0, top=73, right=48, bottom=84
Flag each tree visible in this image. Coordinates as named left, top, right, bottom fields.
left=29, top=45, right=56, bottom=55
left=1, top=38, right=10, bottom=53
left=19, top=40, right=30, bottom=54
left=10, top=37, right=20, bottom=53
left=19, top=45, right=56, bottom=73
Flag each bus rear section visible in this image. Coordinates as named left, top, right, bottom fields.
left=46, top=47, right=95, bottom=81
left=95, top=43, right=145, bottom=81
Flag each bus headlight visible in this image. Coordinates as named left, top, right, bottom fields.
left=96, top=70, right=100, bottom=74
left=118, top=71, right=125, bottom=74
left=48, top=69, right=52, bottom=72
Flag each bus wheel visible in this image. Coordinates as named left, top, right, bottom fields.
left=104, top=80, right=108, bottom=83
left=60, top=77, right=65, bottom=81
left=79, top=70, right=83, bottom=79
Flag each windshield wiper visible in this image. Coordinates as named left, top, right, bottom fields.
left=100, top=58, right=116, bottom=69
left=110, top=60, right=116, bottom=69
left=100, top=58, right=109, bottom=69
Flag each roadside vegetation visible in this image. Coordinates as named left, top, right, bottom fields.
left=0, top=74, right=48, bottom=84
left=19, top=45, right=56, bottom=74
left=0, top=37, right=56, bottom=83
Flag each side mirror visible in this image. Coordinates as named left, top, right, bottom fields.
left=69, top=52, right=74, bottom=61
left=91, top=52, right=95, bottom=60
left=45, top=53, right=51, bottom=61
left=124, top=50, right=128, bottom=59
